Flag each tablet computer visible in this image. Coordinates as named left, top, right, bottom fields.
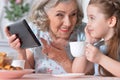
left=8, top=19, right=41, bottom=48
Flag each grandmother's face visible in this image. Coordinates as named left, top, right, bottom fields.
left=46, top=0, right=77, bottom=39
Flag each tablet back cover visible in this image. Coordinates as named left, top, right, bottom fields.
left=8, top=19, right=41, bottom=48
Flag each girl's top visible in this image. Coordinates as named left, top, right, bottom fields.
left=29, top=22, right=86, bottom=74
left=94, top=40, right=108, bottom=75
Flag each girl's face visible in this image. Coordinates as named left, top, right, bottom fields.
left=86, top=5, right=112, bottom=39
left=46, top=0, right=77, bottom=39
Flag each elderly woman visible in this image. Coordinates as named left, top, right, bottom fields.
left=5, top=0, right=85, bottom=74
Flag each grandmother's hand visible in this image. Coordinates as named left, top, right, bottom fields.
left=5, top=27, right=25, bottom=52
left=40, top=38, right=70, bottom=63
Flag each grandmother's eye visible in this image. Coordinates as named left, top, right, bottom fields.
left=56, top=13, right=64, bottom=17
left=71, top=12, right=77, bottom=16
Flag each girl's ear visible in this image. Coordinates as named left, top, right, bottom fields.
left=108, top=16, right=117, bottom=28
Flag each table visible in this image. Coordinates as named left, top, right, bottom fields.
left=16, top=73, right=120, bottom=80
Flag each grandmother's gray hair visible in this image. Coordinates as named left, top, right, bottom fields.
left=29, top=0, right=83, bottom=31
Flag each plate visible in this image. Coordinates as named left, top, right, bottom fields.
left=0, top=69, right=34, bottom=79
left=52, top=73, right=85, bottom=78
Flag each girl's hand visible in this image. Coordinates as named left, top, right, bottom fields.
left=85, top=26, right=99, bottom=44
left=85, top=44, right=104, bottom=64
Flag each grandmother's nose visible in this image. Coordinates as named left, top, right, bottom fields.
left=63, top=16, right=72, bottom=27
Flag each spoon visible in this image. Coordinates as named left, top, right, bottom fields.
left=94, top=38, right=104, bottom=48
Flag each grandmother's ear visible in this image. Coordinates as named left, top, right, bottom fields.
left=108, top=16, right=117, bottom=28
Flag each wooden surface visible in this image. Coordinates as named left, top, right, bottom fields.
left=15, top=73, right=120, bottom=80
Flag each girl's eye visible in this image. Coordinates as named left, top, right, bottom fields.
left=88, top=16, right=95, bottom=21
left=91, top=17, right=94, bottom=20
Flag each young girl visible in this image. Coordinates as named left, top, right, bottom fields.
left=72, top=0, right=120, bottom=77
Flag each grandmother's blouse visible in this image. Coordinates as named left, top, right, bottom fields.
left=29, top=23, right=86, bottom=74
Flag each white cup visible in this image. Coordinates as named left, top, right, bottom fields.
left=69, top=41, right=86, bottom=57
left=11, top=60, right=25, bottom=69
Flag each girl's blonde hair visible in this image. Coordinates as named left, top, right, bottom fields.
left=29, top=0, right=83, bottom=31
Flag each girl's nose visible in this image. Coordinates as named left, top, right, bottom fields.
left=86, top=21, right=91, bottom=27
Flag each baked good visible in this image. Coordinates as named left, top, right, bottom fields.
left=0, top=52, right=22, bottom=70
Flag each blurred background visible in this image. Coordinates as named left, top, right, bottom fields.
left=0, top=0, right=33, bottom=39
